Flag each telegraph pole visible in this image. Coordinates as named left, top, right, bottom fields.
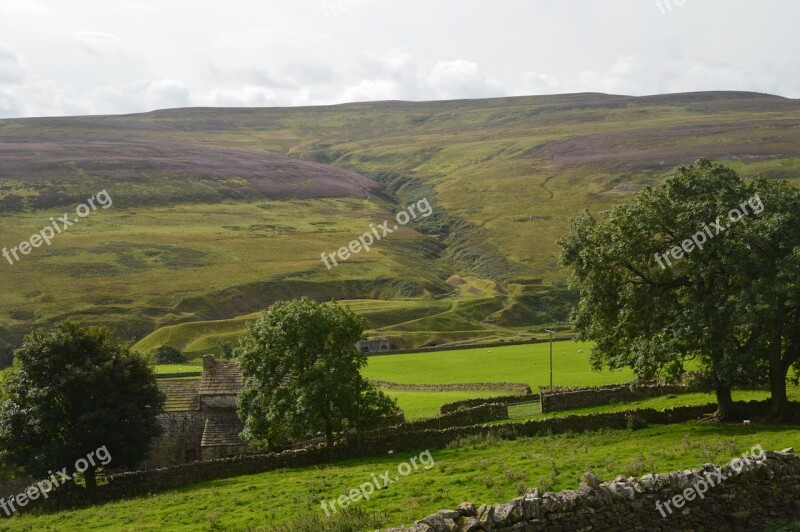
left=544, top=329, right=556, bottom=387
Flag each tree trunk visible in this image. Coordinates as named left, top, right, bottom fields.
left=84, top=467, right=97, bottom=490
left=769, top=356, right=794, bottom=422
left=714, top=386, right=737, bottom=421
left=324, top=421, right=334, bottom=448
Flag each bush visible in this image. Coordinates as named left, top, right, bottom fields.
left=151, top=345, right=186, bottom=364
left=625, top=412, right=649, bottom=431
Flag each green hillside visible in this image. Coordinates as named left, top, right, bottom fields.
left=3, top=91, right=800, bottom=356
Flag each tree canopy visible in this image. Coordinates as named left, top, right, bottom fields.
left=236, top=298, right=398, bottom=448
left=0, top=321, right=165, bottom=489
left=560, top=160, right=800, bottom=420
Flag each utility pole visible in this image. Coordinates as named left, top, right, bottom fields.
left=544, top=329, right=556, bottom=387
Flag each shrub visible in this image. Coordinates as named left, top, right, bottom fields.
left=625, top=412, right=649, bottom=431
left=151, top=345, right=186, bottom=364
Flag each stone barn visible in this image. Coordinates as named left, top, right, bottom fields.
left=143, top=356, right=250, bottom=469
left=145, top=352, right=403, bottom=469
left=356, top=337, right=392, bottom=353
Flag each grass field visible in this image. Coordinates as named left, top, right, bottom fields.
left=150, top=341, right=628, bottom=419
left=5, top=421, right=797, bottom=531
left=379, top=390, right=514, bottom=420
left=363, top=341, right=633, bottom=390
left=153, top=365, right=203, bottom=375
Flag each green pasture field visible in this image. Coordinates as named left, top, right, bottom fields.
left=378, top=390, right=514, bottom=420
left=152, top=365, right=202, bottom=375
left=6, top=422, right=798, bottom=531
left=363, top=341, right=632, bottom=390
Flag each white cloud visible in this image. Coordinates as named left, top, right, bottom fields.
left=516, top=71, right=560, bottom=95
left=340, top=79, right=400, bottom=102
left=0, top=0, right=51, bottom=16
left=0, top=0, right=798, bottom=118
left=0, top=43, right=24, bottom=85
left=428, top=59, right=503, bottom=100
left=118, top=1, right=159, bottom=14
left=73, top=31, right=121, bottom=45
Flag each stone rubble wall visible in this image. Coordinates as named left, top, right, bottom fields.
left=388, top=449, right=800, bottom=531
left=366, top=403, right=509, bottom=438
left=372, top=380, right=532, bottom=395
left=439, top=394, right=537, bottom=415
left=6, top=400, right=787, bottom=517
left=539, top=383, right=690, bottom=413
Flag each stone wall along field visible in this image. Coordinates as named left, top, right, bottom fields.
left=389, top=449, right=800, bottom=531
left=365, top=403, right=509, bottom=439
left=539, top=383, right=690, bottom=413
left=439, top=394, right=537, bottom=415
left=371, top=380, right=531, bottom=395
left=8, top=400, right=791, bottom=517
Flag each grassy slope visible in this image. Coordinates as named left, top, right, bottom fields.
left=4, top=92, right=800, bottom=353
left=133, top=276, right=567, bottom=356
left=5, top=422, right=797, bottom=531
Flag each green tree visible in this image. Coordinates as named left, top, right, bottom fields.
left=150, top=345, right=186, bottom=364
left=237, top=298, right=398, bottom=448
left=0, top=321, right=165, bottom=489
left=559, top=160, right=793, bottom=420
left=731, top=178, right=800, bottom=419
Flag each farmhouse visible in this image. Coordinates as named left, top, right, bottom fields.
left=143, top=356, right=250, bottom=469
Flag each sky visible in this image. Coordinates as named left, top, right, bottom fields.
left=0, top=0, right=797, bottom=118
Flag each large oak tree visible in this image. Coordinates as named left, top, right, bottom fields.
left=560, top=160, right=800, bottom=420
left=237, top=298, right=398, bottom=448
left=0, top=321, right=165, bottom=489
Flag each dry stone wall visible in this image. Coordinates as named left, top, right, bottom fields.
left=7, top=400, right=788, bottom=517
left=372, top=380, right=531, bottom=395
left=540, top=383, right=690, bottom=413
left=388, top=449, right=800, bottom=531
left=367, top=403, right=509, bottom=439
left=439, top=394, right=537, bottom=415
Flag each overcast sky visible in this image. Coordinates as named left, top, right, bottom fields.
left=0, top=0, right=797, bottom=118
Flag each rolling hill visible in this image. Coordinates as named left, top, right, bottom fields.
left=2, top=91, right=800, bottom=359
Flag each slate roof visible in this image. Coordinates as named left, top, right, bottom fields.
left=157, top=379, right=201, bottom=412
left=199, top=358, right=244, bottom=396
left=201, top=410, right=247, bottom=447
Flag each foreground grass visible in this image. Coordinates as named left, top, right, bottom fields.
left=6, top=422, right=798, bottom=531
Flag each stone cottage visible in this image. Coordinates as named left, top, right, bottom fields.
left=144, top=352, right=403, bottom=469
left=142, top=356, right=250, bottom=469
left=356, top=337, right=391, bottom=353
